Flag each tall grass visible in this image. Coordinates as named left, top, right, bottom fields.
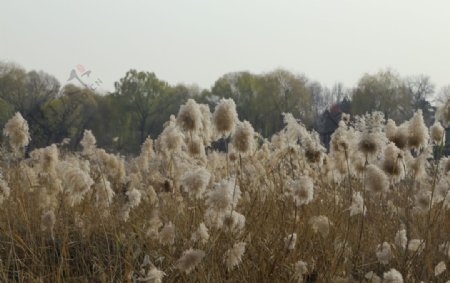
left=0, top=100, right=449, bottom=282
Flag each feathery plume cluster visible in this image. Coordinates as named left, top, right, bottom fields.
left=57, top=162, right=94, bottom=206
left=430, top=121, right=445, bottom=145
left=349, top=192, right=366, bottom=216
left=284, top=233, right=297, bottom=250
left=381, top=143, right=405, bottom=182
left=408, top=239, right=424, bottom=254
left=0, top=175, right=11, bottom=204
left=177, top=99, right=202, bottom=132
left=157, top=119, right=185, bottom=154
left=120, top=188, right=142, bottom=221
left=355, top=112, right=386, bottom=159
left=365, top=164, right=389, bottom=194
left=395, top=228, right=407, bottom=250
left=309, top=215, right=331, bottom=237
left=213, top=98, right=238, bottom=135
left=205, top=179, right=240, bottom=213
left=80, top=129, right=96, bottom=155
left=159, top=222, right=175, bottom=246
left=191, top=223, right=210, bottom=244
left=383, top=268, right=403, bottom=283
left=3, top=112, right=30, bottom=154
left=180, top=167, right=211, bottom=199
left=406, top=110, right=429, bottom=151
left=0, top=99, right=449, bottom=281
left=385, top=119, right=408, bottom=150
left=375, top=242, right=392, bottom=264
left=286, top=176, right=314, bottom=207
left=435, top=261, right=446, bottom=276
left=232, top=121, right=255, bottom=154
left=294, top=260, right=308, bottom=282
left=176, top=248, right=205, bottom=274
left=365, top=271, right=381, bottom=283
left=224, top=242, right=246, bottom=270
left=436, top=95, right=450, bottom=127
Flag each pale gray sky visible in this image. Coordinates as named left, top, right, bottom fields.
left=1, top=0, right=450, bottom=92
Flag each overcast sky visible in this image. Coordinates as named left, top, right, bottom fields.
left=1, top=0, right=450, bottom=93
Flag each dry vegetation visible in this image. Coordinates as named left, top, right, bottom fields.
left=1, top=97, right=450, bottom=282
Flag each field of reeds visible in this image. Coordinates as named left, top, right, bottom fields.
left=1, top=98, right=450, bottom=282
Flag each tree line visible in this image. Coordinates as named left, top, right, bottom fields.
left=0, top=61, right=446, bottom=154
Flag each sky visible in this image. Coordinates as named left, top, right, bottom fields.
left=1, top=0, right=450, bottom=93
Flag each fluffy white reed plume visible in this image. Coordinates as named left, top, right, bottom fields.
left=145, top=209, right=163, bottom=240
left=282, top=113, right=309, bottom=145
left=383, top=268, right=403, bottom=283
left=435, top=261, right=446, bottom=277
left=198, top=104, right=214, bottom=145
left=385, top=119, right=408, bottom=150
left=436, top=95, right=450, bottom=127
left=131, top=255, right=166, bottom=283
left=232, top=120, right=255, bottom=154
left=381, top=143, right=405, bottom=182
left=136, top=266, right=165, bottom=283
left=358, top=132, right=382, bottom=160
left=157, top=121, right=185, bottom=154
left=122, top=187, right=142, bottom=221
left=349, top=192, right=366, bottom=216
left=141, top=185, right=158, bottom=205
left=395, top=228, right=407, bottom=250
left=406, top=110, right=429, bottom=151
left=191, top=223, right=210, bottom=244
left=341, top=113, right=351, bottom=124
left=430, top=121, right=445, bottom=145
left=365, top=164, right=389, bottom=194
left=205, top=178, right=241, bottom=213
left=284, top=233, right=297, bottom=250
left=175, top=248, right=205, bottom=274
left=159, top=222, right=175, bottom=246
left=286, top=176, right=314, bottom=207
left=364, top=271, right=381, bottom=283
left=95, top=149, right=126, bottom=183
left=0, top=175, right=11, bottom=205
left=354, top=111, right=386, bottom=159
left=30, top=144, right=59, bottom=176
left=334, top=239, right=353, bottom=262
left=94, top=176, right=115, bottom=208
left=408, top=239, right=425, bottom=254
left=80, top=129, right=96, bottom=155
left=406, top=146, right=432, bottom=181
left=309, top=215, right=331, bottom=238
left=57, top=161, right=94, bottom=206
left=136, top=137, right=154, bottom=173
left=330, top=121, right=354, bottom=154
left=203, top=208, right=225, bottom=229
left=375, top=242, right=392, bottom=265
left=180, top=167, right=211, bottom=199
left=3, top=112, right=30, bottom=154
left=281, top=113, right=325, bottom=163
left=440, top=157, right=450, bottom=175
left=177, top=99, right=202, bottom=132
left=222, top=211, right=246, bottom=234
left=294, top=260, right=308, bottom=282
left=224, top=242, right=246, bottom=271
left=304, top=132, right=326, bottom=164
left=187, top=134, right=206, bottom=158
left=213, top=98, right=238, bottom=136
